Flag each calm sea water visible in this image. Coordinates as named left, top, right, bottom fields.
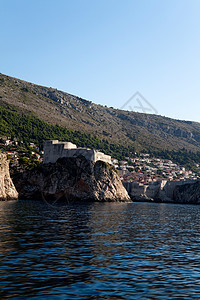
left=0, top=200, right=200, bottom=299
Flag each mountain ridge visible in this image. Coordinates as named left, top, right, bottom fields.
left=0, top=72, right=200, bottom=153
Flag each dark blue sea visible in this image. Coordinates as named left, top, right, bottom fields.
left=0, top=200, right=200, bottom=299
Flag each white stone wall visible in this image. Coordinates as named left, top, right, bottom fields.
left=123, top=179, right=197, bottom=202
left=94, top=151, right=111, bottom=164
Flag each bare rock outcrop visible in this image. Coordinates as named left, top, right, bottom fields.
left=0, top=152, right=18, bottom=200
left=14, top=156, right=130, bottom=202
left=173, top=181, right=200, bottom=204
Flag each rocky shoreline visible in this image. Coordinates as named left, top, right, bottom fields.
left=13, top=156, right=130, bottom=203
left=1, top=151, right=200, bottom=204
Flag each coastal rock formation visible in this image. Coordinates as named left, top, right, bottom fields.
left=123, top=179, right=200, bottom=204
left=14, top=156, right=130, bottom=202
left=173, top=181, right=200, bottom=204
left=0, top=152, right=18, bottom=200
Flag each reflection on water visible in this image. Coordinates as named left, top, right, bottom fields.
left=0, top=200, right=200, bottom=299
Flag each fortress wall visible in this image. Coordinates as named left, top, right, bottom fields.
left=123, top=179, right=197, bottom=202
left=63, top=142, right=77, bottom=149
left=123, top=181, right=146, bottom=198
left=44, top=145, right=95, bottom=163
left=163, top=180, right=196, bottom=199
left=123, top=181, right=165, bottom=201
left=95, top=151, right=111, bottom=164
left=44, top=141, right=65, bottom=163
left=44, top=140, right=111, bottom=164
left=145, top=181, right=162, bottom=199
left=63, top=148, right=95, bottom=161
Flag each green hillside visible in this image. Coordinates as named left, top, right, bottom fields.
left=1, top=72, right=200, bottom=171
left=1, top=72, right=200, bottom=154
left=1, top=103, right=200, bottom=172
left=0, top=103, right=132, bottom=160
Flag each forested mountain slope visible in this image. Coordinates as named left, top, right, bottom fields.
left=1, top=72, right=200, bottom=153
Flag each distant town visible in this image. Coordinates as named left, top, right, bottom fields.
left=112, top=154, right=200, bottom=183
left=1, top=136, right=200, bottom=183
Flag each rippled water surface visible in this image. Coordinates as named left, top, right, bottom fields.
left=0, top=200, right=200, bottom=299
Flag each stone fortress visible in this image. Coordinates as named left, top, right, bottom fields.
left=43, top=140, right=112, bottom=164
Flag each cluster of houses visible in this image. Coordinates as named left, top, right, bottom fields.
left=0, top=137, right=43, bottom=169
left=112, top=153, right=200, bottom=183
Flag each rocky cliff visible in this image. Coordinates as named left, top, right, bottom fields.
left=173, top=181, right=200, bottom=204
left=14, top=156, right=130, bottom=203
left=123, top=179, right=200, bottom=204
left=0, top=152, right=18, bottom=200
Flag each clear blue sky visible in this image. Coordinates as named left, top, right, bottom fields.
left=1, top=0, right=200, bottom=122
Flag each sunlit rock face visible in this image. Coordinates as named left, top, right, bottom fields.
left=14, top=156, right=131, bottom=203
left=0, top=152, right=18, bottom=200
